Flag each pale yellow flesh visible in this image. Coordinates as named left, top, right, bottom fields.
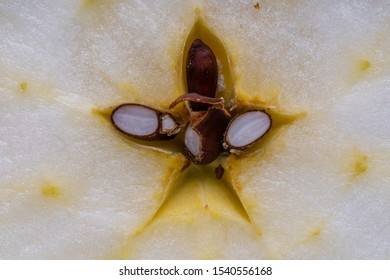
left=0, top=0, right=390, bottom=259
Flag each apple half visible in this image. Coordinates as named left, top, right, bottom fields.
left=0, top=0, right=390, bottom=259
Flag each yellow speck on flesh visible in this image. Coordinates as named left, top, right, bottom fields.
left=303, top=224, right=323, bottom=243
left=310, top=227, right=321, bottom=238
left=82, top=0, right=104, bottom=8
left=303, top=225, right=324, bottom=243
left=254, top=2, right=261, bottom=10
left=358, top=59, right=371, bottom=74
left=19, top=82, right=28, bottom=92
left=350, top=58, right=373, bottom=84
left=352, top=152, right=368, bottom=178
left=41, top=184, right=62, bottom=198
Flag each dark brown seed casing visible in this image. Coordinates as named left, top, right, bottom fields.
left=186, top=39, right=218, bottom=111
left=184, top=107, right=231, bottom=165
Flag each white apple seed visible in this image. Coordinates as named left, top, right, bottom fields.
left=224, top=110, right=272, bottom=150
left=111, top=104, right=179, bottom=140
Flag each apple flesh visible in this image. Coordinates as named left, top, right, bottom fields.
left=0, top=0, right=389, bottom=259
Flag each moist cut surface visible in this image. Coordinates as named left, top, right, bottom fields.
left=0, top=0, right=390, bottom=259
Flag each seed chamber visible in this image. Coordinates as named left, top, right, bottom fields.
left=104, top=18, right=306, bottom=229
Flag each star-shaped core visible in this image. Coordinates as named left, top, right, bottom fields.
left=104, top=20, right=302, bottom=229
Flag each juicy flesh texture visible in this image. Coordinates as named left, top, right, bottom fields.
left=0, top=0, right=390, bottom=259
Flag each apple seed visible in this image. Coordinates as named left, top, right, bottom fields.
left=111, top=103, right=179, bottom=140
left=223, top=110, right=272, bottom=151
left=186, top=39, right=218, bottom=111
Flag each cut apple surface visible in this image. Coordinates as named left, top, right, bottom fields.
left=0, top=0, right=390, bottom=259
